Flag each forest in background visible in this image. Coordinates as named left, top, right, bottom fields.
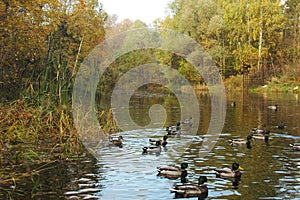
left=0, top=0, right=299, bottom=103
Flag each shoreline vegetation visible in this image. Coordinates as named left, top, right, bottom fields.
left=224, top=76, right=300, bottom=94
left=0, top=99, right=119, bottom=190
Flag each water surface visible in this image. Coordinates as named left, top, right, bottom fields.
left=1, top=92, right=300, bottom=199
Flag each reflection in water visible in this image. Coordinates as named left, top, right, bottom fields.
left=1, top=92, right=300, bottom=199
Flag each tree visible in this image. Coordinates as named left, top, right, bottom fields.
left=159, top=0, right=224, bottom=82
left=0, top=0, right=106, bottom=101
left=283, top=0, right=300, bottom=64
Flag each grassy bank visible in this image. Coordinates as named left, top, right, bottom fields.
left=224, top=75, right=300, bottom=94
left=250, top=76, right=300, bottom=94
left=0, top=99, right=119, bottom=190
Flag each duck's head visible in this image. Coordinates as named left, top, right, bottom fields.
left=142, top=147, right=148, bottom=154
left=232, top=162, right=244, bottom=171
left=264, top=130, right=270, bottom=134
left=181, top=163, right=189, bottom=170
left=163, top=135, right=168, bottom=141
left=177, top=122, right=181, bottom=126
left=246, top=135, right=252, bottom=141
left=119, top=136, right=123, bottom=140
left=198, top=176, right=208, bottom=185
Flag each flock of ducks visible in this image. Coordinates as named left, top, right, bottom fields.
left=108, top=120, right=245, bottom=199
left=106, top=103, right=300, bottom=199
left=230, top=102, right=300, bottom=151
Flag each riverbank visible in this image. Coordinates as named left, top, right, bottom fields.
left=0, top=99, right=119, bottom=193
left=224, top=75, right=300, bottom=94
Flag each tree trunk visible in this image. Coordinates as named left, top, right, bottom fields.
left=257, top=0, right=263, bottom=84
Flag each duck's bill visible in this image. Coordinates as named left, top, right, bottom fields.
left=238, top=166, right=244, bottom=170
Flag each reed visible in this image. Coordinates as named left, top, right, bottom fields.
left=0, top=61, right=120, bottom=191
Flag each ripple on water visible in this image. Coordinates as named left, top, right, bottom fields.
left=61, top=121, right=300, bottom=200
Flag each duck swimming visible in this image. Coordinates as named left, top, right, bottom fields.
left=109, top=135, right=123, bottom=147
left=229, top=135, right=252, bottom=149
left=170, top=176, right=208, bottom=198
left=214, top=162, right=243, bottom=178
left=149, top=135, right=168, bottom=147
left=252, top=130, right=270, bottom=142
left=251, top=124, right=266, bottom=134
left=275, top=124, right=286, bottom=130
left=251, top=128, right=265, bottom=134
left=166, top=122, right=181, bottom=132
left=157, top=163, right=189, bottom=183
left=229, top=135, right=252, bottom=145
left=142, top=141, right=161, bottom=154
left=290, top=143, right=300, bottom=151
left=268, top=104, right=278, bottom=111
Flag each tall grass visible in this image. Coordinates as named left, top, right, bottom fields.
left=0, top=61, right=119, bottom=190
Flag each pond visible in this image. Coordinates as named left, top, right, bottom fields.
left=1, top=92, right=300, bottom=199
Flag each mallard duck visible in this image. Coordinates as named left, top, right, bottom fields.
left=275, top=124, right=286, bottom=130
left=149, top=135, right=168, bottom=147
left=290, top=143, right=300, bottom=151
left=252, top=130, right=270, bottom=142
left=251, top=128, right=265, bottom=134
left=170, top=176, right=208, bottom=198
left=157, top=163, right=189, bottom=183
left=268, top=104, right=278, bottom=111
left=229, top=135, right=252, bottom=146
left=109, top=135, right=123, bottom=147
left=214, top=163, right=243, bottom=178
left=142, top=141, right=161, bottom=154
left=251, top=124, right=266, bottom=134
left=166, top=122, right=181, bottom=132
left=167, top=129, right=181, bottom=136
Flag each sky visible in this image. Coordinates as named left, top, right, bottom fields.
left=99, top=0, right=171, bottom=25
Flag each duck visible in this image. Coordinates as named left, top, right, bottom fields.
left=293, top=86, right=299, bottom=91
left=268, top=104, right=278, bottom=111
left=214, top=162, right=243, bottom=178
left=290, top=143, right=300, bottom=151
left=169, top=176, right=208, bottom=199
left=166, top=122, right=181, bottom=132
left=142, top=141, right=161, bottom=154
left=109, top=135, right=123, bottom=147
left=275, top=124, right=286, bottom=130
left=167, top=127, right=181, bottom=136
left=167, top=129, right=181, bottom=136
left=252, top=130, right=271, bottom=142
left=157, top=163, right=189, bottom=183
left=149, top=135, right=168, bottom=147
left=251, top=124, right=266, bottom=134
left=229, top=135, right=252, bottom=147
left=251, top=128, right=265, bottom=134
